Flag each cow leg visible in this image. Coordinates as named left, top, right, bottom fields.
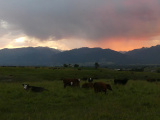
left=104, top=89, right=107, bottom=94
left=94, top=88, right=98, bottom=93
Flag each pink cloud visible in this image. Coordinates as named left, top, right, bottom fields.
left=1, top=0, right=160, bottom=50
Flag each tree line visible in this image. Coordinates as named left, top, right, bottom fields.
left=63, top=62, right=99, bottom=69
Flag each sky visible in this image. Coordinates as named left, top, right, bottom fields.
left=0, top=0, right=160, bottom=51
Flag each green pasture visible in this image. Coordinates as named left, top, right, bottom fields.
left=0, top=67, right=160, bottom=120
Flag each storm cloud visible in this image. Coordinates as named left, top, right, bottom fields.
left=0, top=0, right=160, bottom=41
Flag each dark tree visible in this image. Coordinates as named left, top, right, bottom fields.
left=63, top=64, right=68, bottom=67
left=74, top=64, right=79, bottom=68
left=95, top=62, right=99, bottom=69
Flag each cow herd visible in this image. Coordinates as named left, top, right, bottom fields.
left=62, top=78, right=129, bottom=94
left=22, top=78, right=129, bottom=94
left=62, top=78, right=113, bottom=94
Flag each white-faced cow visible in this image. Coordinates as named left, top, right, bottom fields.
left=88, top=78, right=93, bottom=82
left=63, top=78, right=80, bottom=88
left=93, top=82, right=112, bottom=94
left=22, top=84, right=48, bottom=92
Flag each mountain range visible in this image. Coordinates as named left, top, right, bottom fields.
left=0, top=45, right=160, bottom=66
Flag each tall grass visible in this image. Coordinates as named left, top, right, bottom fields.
left=0, top=67, right=160, bottom=119
left=1, top=66, right=160, bottom=81
left=0, top=80, right=160, bottom=120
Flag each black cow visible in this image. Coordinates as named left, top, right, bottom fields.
left=82, top=82, right=93, bottom=88
left=114, top=78, right=129, bottom=85
left=22, top=84, right=48, bottom=92
left=63, top=78, right=80, bottom=88
left=93, top=82, right=112, bottom=94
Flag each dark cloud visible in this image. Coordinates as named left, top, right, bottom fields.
left=0, top=0, right=160, bottom=41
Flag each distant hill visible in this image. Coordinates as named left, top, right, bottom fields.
left=125, top=45, right=160, bottom=64
left=0, top=47, right=60, bottom=66
left=1, top=45, right=160, bottom=66
left=52, top=47, right=139, bottom=65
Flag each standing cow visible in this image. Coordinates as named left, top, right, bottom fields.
left=93, top=82, right=112, bottom=94
left=63, top=78, right=80, bottom=88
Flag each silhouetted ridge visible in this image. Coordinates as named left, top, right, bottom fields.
left=0, top=47, right=60, bottom=66
left=52, top=47, right=138, bottom=65
left=1, top=46, right=160, bottom=66
left=125, top=45, right=160, bottom=64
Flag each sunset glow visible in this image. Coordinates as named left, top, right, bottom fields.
left=95, top=37, right=160, bottom=51
left=15, top=37, right=25, bottom=43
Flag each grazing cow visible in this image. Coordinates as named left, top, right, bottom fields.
left=22, top=84, right=48, bottom=92
left=82, top=82, right=93, bottom=88
left=63, top=78, right=80, bottom=88
left=114, top=78, right=129, bottom=85
left=93, top=82, right=112, bottom=94
left=88, top=78, right=93, bottom=82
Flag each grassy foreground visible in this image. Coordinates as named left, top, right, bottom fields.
left=0, top=67, right=160, bottom=120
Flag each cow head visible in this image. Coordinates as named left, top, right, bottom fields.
left=88, top=78, right=93, bottom=82
left=22, top=84, right=29, bottom=90
left=70, top=82, right=73, bottom=86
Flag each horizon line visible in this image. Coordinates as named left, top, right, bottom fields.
left=0, top=45, right=159, bottom=52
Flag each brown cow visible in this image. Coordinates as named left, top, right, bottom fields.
left=82, top=82, right=93, bottom=88
left=93, top=82, right=112, bottom=94
left=63, top=78, right=80, bottom=88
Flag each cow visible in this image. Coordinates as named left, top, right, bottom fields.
left=82, top=82, right=93, bottom=89
left=22, top=84, right=48, bottom=92
left=88, top=78, right=93, bottom=82
left=114, top=78, right=129, bottom=85
left=93, top=82, right=112, bottom=94
left=63, top=78, right=80, bottom=88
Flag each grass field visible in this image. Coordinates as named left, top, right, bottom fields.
left=0, top=67, right=160, bottom=120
